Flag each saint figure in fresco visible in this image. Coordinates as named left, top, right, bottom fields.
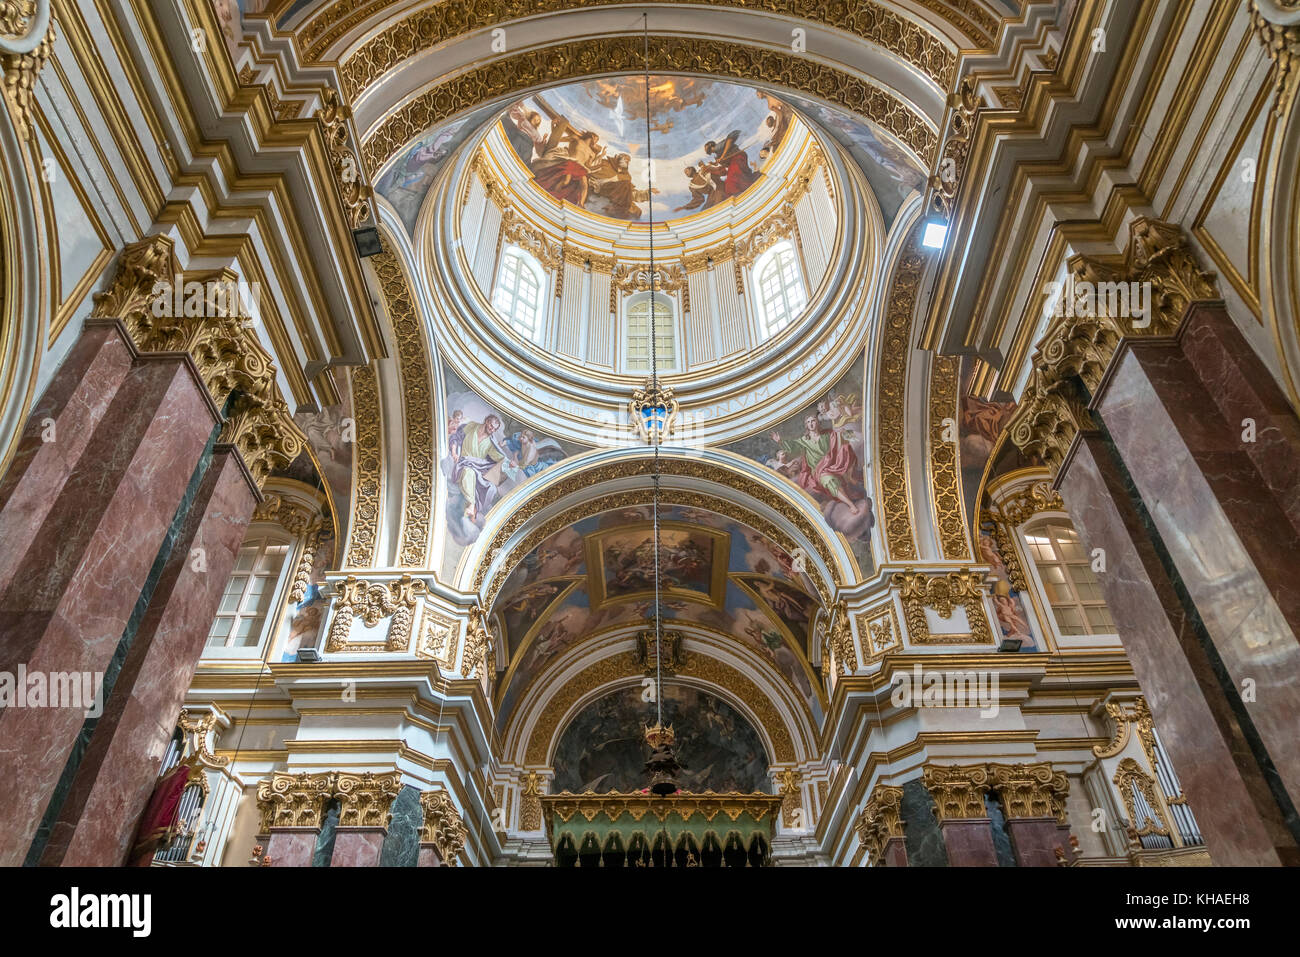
left=448, top=414, right=511, bottom=522
left=589, top=153, right=659, bottom=219
left=770, top=414, right=864, bottom=514
left=700, top=130, right=757, bottom=202
left=530, top=116, right=604, bottom=208
left=675, top=165, right=719, bottom=212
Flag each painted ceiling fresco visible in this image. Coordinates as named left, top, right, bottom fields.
left=500, top=76, right=791, bottom=222
left=551, top=685, right=770, bottom=794
left=439, top=366, right=589, bottom=581
left=724, top=355, right=874, bottom=575
left=492, top=504, right=825, bottom=731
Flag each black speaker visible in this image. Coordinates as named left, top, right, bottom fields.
left=352, top=225, right=382, bottom=258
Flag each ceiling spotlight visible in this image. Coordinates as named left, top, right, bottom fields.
left=921, top=217, right=948, bottom=250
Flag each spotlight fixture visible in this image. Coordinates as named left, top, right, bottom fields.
left=921, top=216, right=949, bottom=250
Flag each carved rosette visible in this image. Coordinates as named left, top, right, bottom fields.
left=419, top=789, right=468, bottom=865
left=90, top=236, right=307, bottom=490
left=335, top=771, right=404, bottom=829
left=891, top=568, right=992, bottom=645
left=922, top=764, right=990, bottom=822
left=987, top=762, right=1069, bottom=823
left=855, top=785, right=904, bottom=863
left=326, top=574, right=427, bottom=652
left=1008, top=218, right=1217, bottom=476
left=256, top=771, right=339, bottom=832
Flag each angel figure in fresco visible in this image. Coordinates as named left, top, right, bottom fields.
left=700, top=130, right=758, bottom=203
left=770, top=414, right=865, bottom=514
left=503, top=428, right=565, bottom=479
left=448, top=414, right=513, bottom=522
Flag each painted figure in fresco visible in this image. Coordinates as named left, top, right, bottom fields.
left=700, top=131, right=757, bottom=203
left=531, top=117, right=604, bottom=207
left=503, top=428, right=565, bottom=479
left=979, top=530, right=1036, bottom=650
left=448, top=414, right=511, bottom=522
left=770, top=414, right=864, bottom=514
left=506, top=105, right=549, bottom=162
left=589, top=153, right=659, bottom=219
left=675, top=165, right=718, bottom=212
left=960, top=393, right=1018, bottom=465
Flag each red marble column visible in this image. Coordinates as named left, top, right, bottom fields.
left=1004, top=817, right=1067, bottom=867
left=1057, top=430, right=1297, bottom=865
left=879, top=836, right=908, bottom=866
left=330, top=828, right=387, bottom=867
left=0, top=321, right=136, bottom=596
left=417, top=843, right=444, bottom=867
left=37, top=448, right=258, bottom=865
left=937, top=819, right=999, bottom=866
left=1093, top=307, right=1300, bottom=810
left=264, top=829, right=321, bottom=867
left=0, top=345, right=221, bottom=866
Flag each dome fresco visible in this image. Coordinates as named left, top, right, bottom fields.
left=499, top=76, right=792, bottom=222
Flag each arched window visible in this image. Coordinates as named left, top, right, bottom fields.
left=1023, top=519, right=1115, bottom=635
left=755, top=241, right=807, bottom=337
left=492, top=247, right=545, bottom=341
left=206, top=533, right=293, bottom=655
left=626, top=294, right=676, bottom=372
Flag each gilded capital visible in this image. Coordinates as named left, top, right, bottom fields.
left=987, top=762, right=1069, bottom=823
left=90, top=235, right=178, bottom=326
left=256, top=771, right=339, bottom=832
left=219, top=391, right=306, bottom=489
left=922, top=764, right=990, bottom=822
left=335, top=771, right=404, bottom=829
left=419, top=789, right=467, bottom=865
left=855, top=785, right=904, bottom=864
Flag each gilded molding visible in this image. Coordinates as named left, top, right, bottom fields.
left=929, top=353, right=969, bottom=560
left=926, top=75, right=981, bottom=220
left=317, top=89, right=373, bottom=228
left=541, top=790, right=782, bottom=825
left=361, top=37, right=936, bottom=177
left=419, top=789, right=468, bottom=864
left=1093, top=696, right=1157, bottom=767
left=1008, top=218, right=1218, bottom=476
left=331, top=1, right=955, bottom=96
left=335, top=771, right=404, bottom=828
left=256, top=771, right=339, bottom=832
left=371, top=247, right=435, bottom=567
left=777, top=768, right=802, bottom=825
left=986, top=762, right=1069, bottom=823
left=891, top=568, right=993, bottom=645
left=922, top=763, right=990, bottom=822
left=177, top=706, right=230, bottom=769
left=1114, top=757, right=1172, bottom=840
left=326, top=574, right=427, bottom=652
left=825, top=600, right=857, bottom=677
left=854, top=784, right=904, bottom=863
left=344, top=362, right=382, bottom=567
left=876, top=238, right=925, bottom=562
left=462, top=603, right=495, bottom=688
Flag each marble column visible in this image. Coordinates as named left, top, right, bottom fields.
left=987, top=763, right=1072, bottom=867
left=0, top=341, right=221, bottom=866
left=416, top=843, right=445, bottom=867
left=331, top=828, right=387, bottom=867
left=923, top=765, right=998, bottom=866
left=1092, top=304, right=1300, bottom=813
left=265, top=829, right=322, bottom=868
left=1057, top=430, right=1297, bottom=865
left=1003, top=818, right=1065, bottom=867
left=37, top=447, right=258, bottom=865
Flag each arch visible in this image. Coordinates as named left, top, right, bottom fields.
left=1259, top=57, right=1300, bottom=414
left=463, top=446, right=861, bottom=603
left=623, top=290, right=677, bottom=374
left=754, top=240, right=807, bottom=339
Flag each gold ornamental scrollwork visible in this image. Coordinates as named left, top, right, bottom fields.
left=316, top=89, right=373, bottom=228
left=419, top=789, right=468, bottom=865
left=857, top=604, right=902, bottom=661
left=929, top=353, right=969, bottom=560
left=986, top=762, right=1069, bottom=823
left=326, top=574, right=428, bottom=653
left=1007, top=218, right=1218, bottom=476
left=519, top=771, right=544, bottom=832
left=333, top=2, right=955, bottom=99
left=1250, top=1, right=1300, bottom=117
left=344, top=362, right=382, bottom=567
left=335, top=771, right=404, bottom=828
left=925, top=75, right=982, bottom=220
left=462, top=603, right=496, bottom=688
left=855, top=784, right=904, bottom=864
left=891, top=568, right=993, bottom=645
left=255, top=771, right=339, bottom=832
left=371, top=246, right=435, bottom=567
left=0, top=0, right=52, bottom=143
left=876, top=237, right=925, bottom=562
left=922, top=763, right=989, bottom=822
left=361, top=36, right=937, bottom=177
